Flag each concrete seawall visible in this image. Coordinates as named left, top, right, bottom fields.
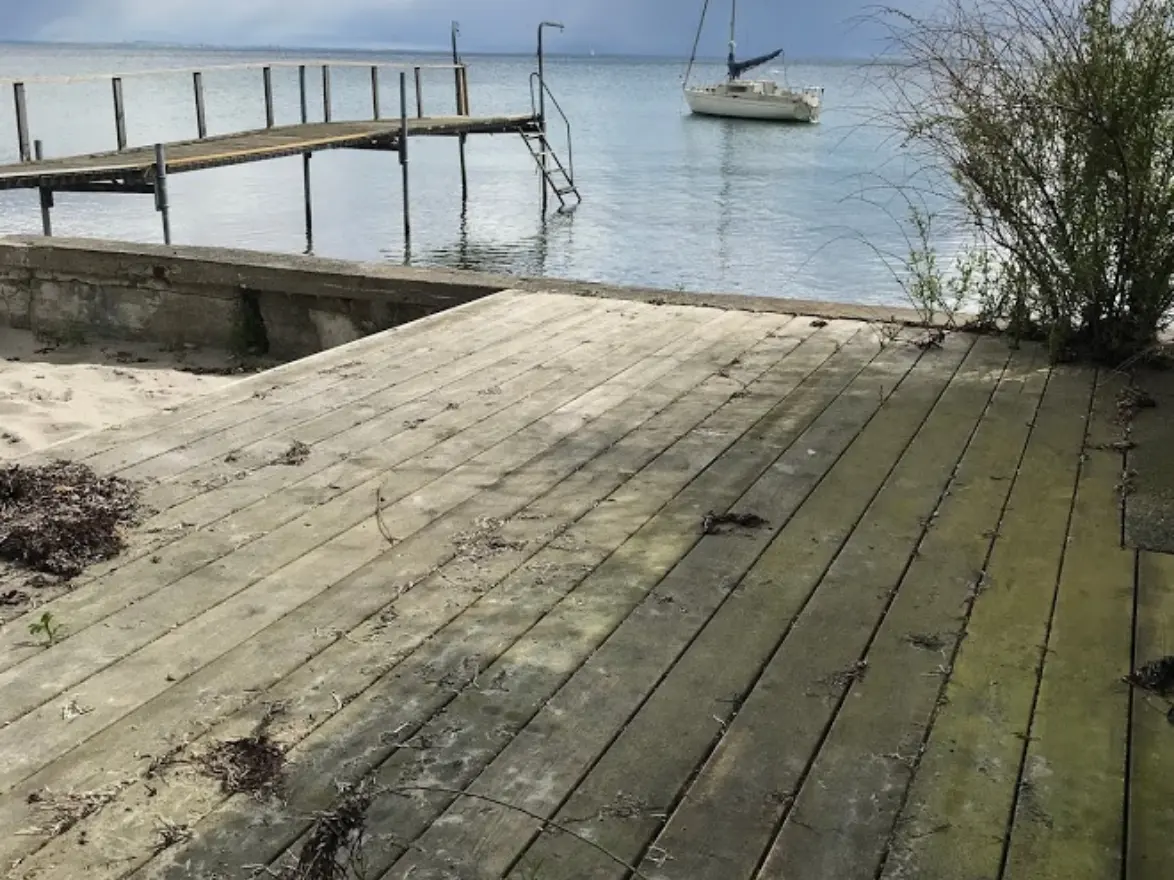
left=0, top=236, right=929, bottom=360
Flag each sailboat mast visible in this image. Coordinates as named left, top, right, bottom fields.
left=727, top=0, right=738, bottom=80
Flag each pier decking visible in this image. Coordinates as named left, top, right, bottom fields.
left=0, top=116, right=539, bottom=189
left=0, top=289, right=1168, bottom=879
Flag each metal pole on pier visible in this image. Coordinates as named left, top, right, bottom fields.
left=153, top=143, right=172, bottom=245
left=414, top=66, right=424, bottom=118
left=371, top=66, right=381, bottom=120
left=112, top=77, right=127, bottom=151
left=263, top=66, right=275, bottom=128
left=322, top=65, right=332, bottom=123
left=452, top=22, right=468, bottom=204
left=13, top=83, right=30, bottom=162
left=299, top=65, right=313, bottom=252
left=193, top=71, right=207, bottom=138
left=399, top=71, right=411, bottom=258
left=34, top=140, right=52, bottom=236
left=536, top=21, right=565, bottom=216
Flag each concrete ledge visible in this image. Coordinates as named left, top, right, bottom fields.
left=0, top=237, right=939, bottom=359
left=0, top=237, right=506, bottom=359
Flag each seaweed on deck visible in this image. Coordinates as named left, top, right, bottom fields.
left=284, top=777, right=377, bottom=880
left=0, top=460, right=142, bottom=578
left=1127, top=655, right=1174, bottom=696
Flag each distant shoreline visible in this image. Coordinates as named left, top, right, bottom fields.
left=0, top=40, right=879, bottom=68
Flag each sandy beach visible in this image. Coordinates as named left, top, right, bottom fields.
left=0, top=327, right=250, bottom=459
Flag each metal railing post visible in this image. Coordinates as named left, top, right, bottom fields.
left=13, top=83, right=30, bottom=162
left=193, top=71, right=207, bottom=138
left=35, top=140, right=52, bottom=236
left=112, top=77, right=127, bottom=150
left=154, top=143, right=171, bottom=245
left=322, top=65, right=332, bottom=122
left=263, top=66, right=274, bottom=128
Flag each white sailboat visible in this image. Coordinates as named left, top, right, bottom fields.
left=683, top=0, right=823, bottom=123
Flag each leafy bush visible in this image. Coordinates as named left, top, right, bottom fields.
left=878, top=0, right=1174, bottom=362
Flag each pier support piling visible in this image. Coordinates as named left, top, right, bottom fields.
left=299, top=65, right=314, bottom=251
left=452, top=25, right=469, bottom=205
left=153, top=143, right=171, bottom=245
left=14, top=82, right=30, bottom=163
left=34, top=140, right=52, bottom=236
left=322, top=66, right=332, bottom=123
left=193, top=71, right=207, bottom=138
left=399, top=72, right=411, bottom=257
left=263, top=66, right=275, bottom=128
left=112, top=77, right=127, bottom=151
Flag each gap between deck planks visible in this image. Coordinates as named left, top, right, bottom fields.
left=2, top=305, right=817, bottom=877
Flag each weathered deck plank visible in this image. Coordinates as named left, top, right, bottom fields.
left=879, top=365, right=1095, bottom=880
left=1128, top=552, right=1174, bottom=880
left=1001, top=372, right=1133, bottom=879
left=755, top=342, right=1043, bottom=880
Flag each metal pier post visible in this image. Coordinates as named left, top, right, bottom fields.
left=452, top=22, right=468, bottom=204
left=13, top=82, right=30, bottom=162
left=34, top=140, right=52, bottom=236
left=399, top=71, right=411, bottom=257
left=112, top=77, right=127, bottom=150
left=299, top=65, right=313, bottom=251
left=153, top=143, right=171, bottom=245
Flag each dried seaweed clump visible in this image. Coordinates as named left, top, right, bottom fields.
left=197, top=732, right=285, bottom=799
left=0, top=460, right=141, bottom=578
left=1127, top=656, right=1174, bottom=696
left=286, top=777, right=377, bottom=880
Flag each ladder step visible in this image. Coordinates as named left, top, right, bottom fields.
left=555, top=186, right=579, bottom=196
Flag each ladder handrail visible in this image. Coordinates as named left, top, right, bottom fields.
left=529, top=71, right=574, bottom=185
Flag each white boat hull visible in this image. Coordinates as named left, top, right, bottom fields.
left=684, top=84, right=820, bottom=123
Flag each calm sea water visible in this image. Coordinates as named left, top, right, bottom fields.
left=0, top=43, right=962, bottom=306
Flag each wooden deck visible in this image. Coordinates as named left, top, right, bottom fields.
left=0, top=289, right=1169, bottom=880
left=0, top=116, right=538, bottom=189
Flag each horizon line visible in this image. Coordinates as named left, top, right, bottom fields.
left=0, top=38, right=877, bottom=66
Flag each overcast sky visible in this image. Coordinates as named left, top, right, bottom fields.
left=1, top=1, right=918, bottom=59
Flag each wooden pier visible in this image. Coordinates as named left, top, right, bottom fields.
left=0, top=44, right=580, bottom=251
left=0, top=287, right=1169, bottom=879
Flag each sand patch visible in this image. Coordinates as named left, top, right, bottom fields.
left=0, top=327, right=246, bottom=459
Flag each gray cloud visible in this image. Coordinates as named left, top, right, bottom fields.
left=2, top=1, right=917, bottom=59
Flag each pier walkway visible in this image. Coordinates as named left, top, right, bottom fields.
left=0, top=116, right=538, bottom=190
left=0, top=288, right=1168, bottom=879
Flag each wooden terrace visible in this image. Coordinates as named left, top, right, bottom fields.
left=0, top=289, right=1170, bottom=879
